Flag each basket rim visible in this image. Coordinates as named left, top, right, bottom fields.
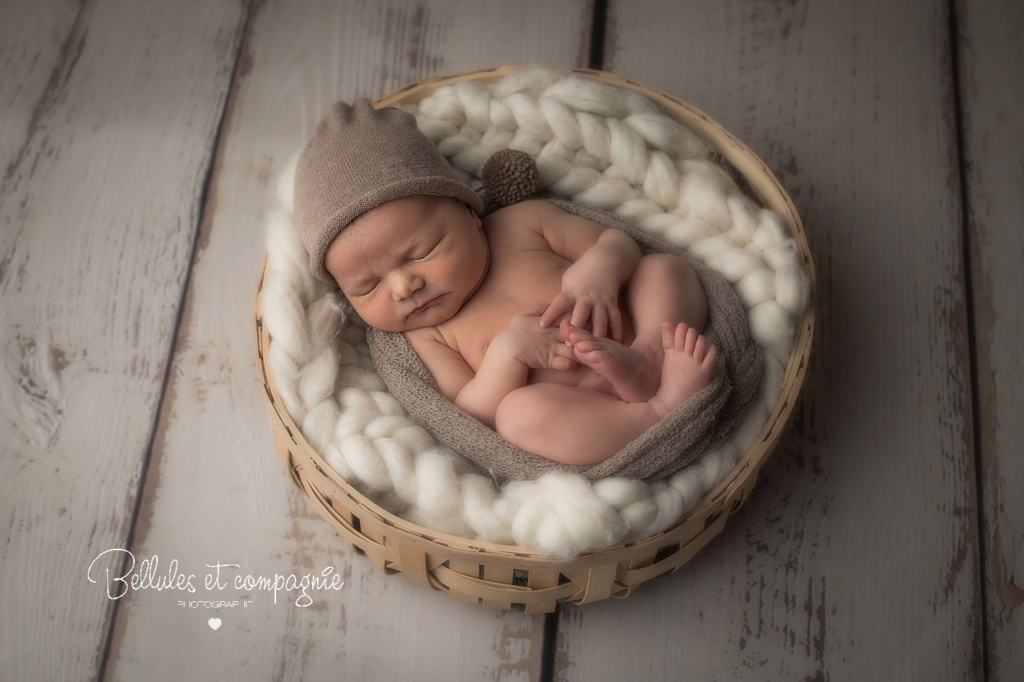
left=255, top=65, right=815, bottom=565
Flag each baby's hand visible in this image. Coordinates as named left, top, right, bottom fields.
left=501, top=307, right=578, bottom=371
left=539, top=268, right=623, bottom=342
left=537, top=222, right=639, bottom=342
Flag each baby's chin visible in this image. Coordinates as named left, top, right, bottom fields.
left=402, top=311, right=454, bottom=331
left=400, top=301, right=464, bottom=332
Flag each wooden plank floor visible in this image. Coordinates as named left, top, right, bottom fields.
left=958, top=0, right=1024, bottom=678
left=0, top=0, right=1019, bottom=679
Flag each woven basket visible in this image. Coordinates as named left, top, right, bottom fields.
left=254, top=66, right=814, bottom=613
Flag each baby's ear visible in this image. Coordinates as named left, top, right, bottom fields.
left=481, top=149, right=539, bottom=214
left=464, top=201, right=483, bottom=227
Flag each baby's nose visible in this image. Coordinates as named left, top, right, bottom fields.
left=391, top=271, right=424, bottom=299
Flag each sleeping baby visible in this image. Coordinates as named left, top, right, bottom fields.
left=294, top=99, right=723, bottom=468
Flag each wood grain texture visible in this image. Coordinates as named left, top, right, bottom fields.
left=102, top=0, right=590, bottom=679
left=0, top=0, right=80, bottom=170
left=4, top=0, right=1017, bottom=678
left=553, top=0, right=982, bottom=679
left=957, top=0, right=1024, bottom=678
left=0, top=0, right=247, bottom=680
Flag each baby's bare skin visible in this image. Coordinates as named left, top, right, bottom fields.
left=325, top=196, right=715, bottom=465
left=562, top=319, right=718, bottom=414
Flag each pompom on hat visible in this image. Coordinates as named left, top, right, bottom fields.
left=294, top=98, right=485, bottom=283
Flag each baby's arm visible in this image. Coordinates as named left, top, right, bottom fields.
left=408, top=309, right=576, bottom=428
left=528, top=202, right=642, bottom=340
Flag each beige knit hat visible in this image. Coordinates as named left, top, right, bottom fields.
left=293, top=98, right=484, bottom=283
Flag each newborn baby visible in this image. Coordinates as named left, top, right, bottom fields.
left=295, top=99, right=718, bottom=467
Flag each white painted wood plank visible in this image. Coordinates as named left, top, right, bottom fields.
left=0, top=0, right=247, bottom=680
left=958, top=0, right=1024, bottom=678
left=0, top=0, right=80, bottom=168
left=554, top=0, right=981, bottom=679
left=103, top=1, right=590, bottom=679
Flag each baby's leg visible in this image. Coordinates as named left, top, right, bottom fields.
left=495, top=383, right=654, bottom=465
left=561, top=253, right=708, bottom=402
left=497, top=321, right=716, bottom=465
left=626, top=252, right=708, bottom=352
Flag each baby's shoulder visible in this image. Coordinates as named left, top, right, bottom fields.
left=488, top=199, right=563, bottom=221
left=406, top=324, right=449, bottom=348
left=405, top=325, right=461, bottom=362
left=482, top=199, right=565, bottom=241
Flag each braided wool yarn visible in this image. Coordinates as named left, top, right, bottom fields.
left=261, top=68, right=809, bottom=558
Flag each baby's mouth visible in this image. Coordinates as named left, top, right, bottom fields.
left=412, top=295, right=443, bottom=314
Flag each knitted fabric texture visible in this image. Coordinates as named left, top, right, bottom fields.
left=481, top=149, right=540, bottom=213
left=366, top=199, right=762, bottom=484
left=293, top=98, right=485, bottom=283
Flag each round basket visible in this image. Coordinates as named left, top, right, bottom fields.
left=254, top=66, right=814, bottom=613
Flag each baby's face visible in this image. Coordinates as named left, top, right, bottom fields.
left=325, top=196, right=489, bottom=332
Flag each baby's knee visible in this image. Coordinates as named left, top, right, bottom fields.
left=496, top=385, right=581, bottom=459
left=635, top=253, right=707, bottom=328
left=639, top=252, right=695, bottom=283
left=495, top=386, right=548, bottom=443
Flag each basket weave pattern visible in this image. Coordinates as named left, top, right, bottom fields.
left=254, top=344, right=766, bottom=611
left=255, top=67, right=814, bottom=611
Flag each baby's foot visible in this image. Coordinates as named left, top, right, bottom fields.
left=560, top=319, right=661, bottom=402
left=649, top=322, right=718, bottom=418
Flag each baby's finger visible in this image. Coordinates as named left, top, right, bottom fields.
left=608, top=307, right=624, bottom=343
left=539, top=293, right=574, bottom=328
left=550, top=355, right=578, bottom=371
left=570, top=299, right=594, bottom=331
left=551, top=339, right=578, bottom=370
left=591, top=306, right=608, bottom=339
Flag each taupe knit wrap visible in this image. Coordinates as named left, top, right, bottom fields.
left=294, top=98, right=485, bottom=283
left=367, top=200, right=763, bottom=484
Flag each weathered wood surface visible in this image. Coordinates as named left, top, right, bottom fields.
left=958, top=0, right=1024, bottom=679
left=553, top=0, right=986, bottom=679
left=0, top=0, right=246, bottom=680
left=100, top=1, right=590, bottom=680
left=1, top=0, right=1020, bottom=680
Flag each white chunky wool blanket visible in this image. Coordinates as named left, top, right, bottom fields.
left=261, top=68, right=809, bottom=558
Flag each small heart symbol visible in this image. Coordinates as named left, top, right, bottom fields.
left=208, top=618, right=222, bottom=631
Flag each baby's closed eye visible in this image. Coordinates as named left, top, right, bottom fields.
left=350, top=279, right=380, bottom=296
left=413, top=238, right=443, bottom=261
